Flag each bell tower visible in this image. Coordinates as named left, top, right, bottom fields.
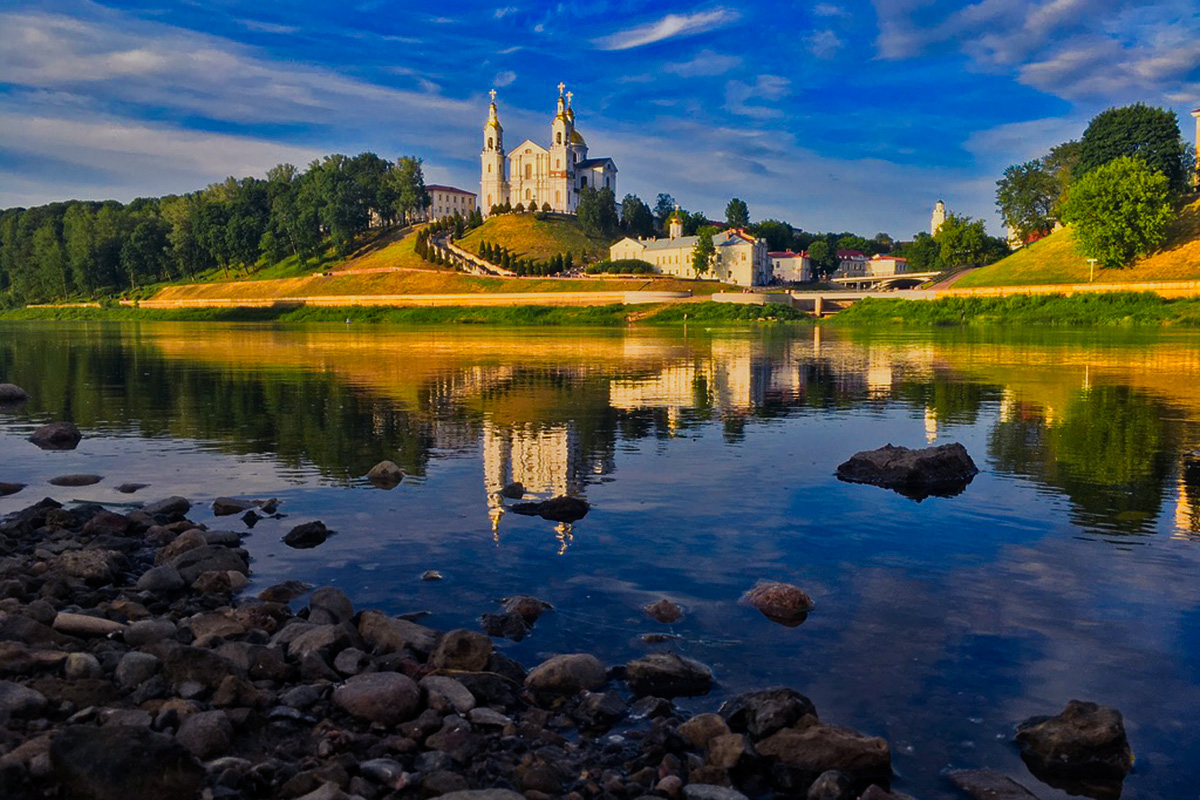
left=549, top=83, right=572, bottom=213
left=481, top=89, right=508, bottom=217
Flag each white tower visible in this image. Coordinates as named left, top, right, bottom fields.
left=1191, top=109, right=1200, bottom=189
left=930, top=199, right=946, bottom=236
left=480, top=90, right=507, bottom=216
left=549, top=83, right=572, bottom=213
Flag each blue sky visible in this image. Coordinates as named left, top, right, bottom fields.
left=1, top=0, right=1198, bottom=237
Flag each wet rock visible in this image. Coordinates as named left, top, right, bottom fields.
left=707, top=733, right=754, bottom=770
left=142, top=496, right=191, bottom=518
left=426, top=714, right=480, bottom=762
left=644, top=598, right=683, bottom=623
left=333, top=672, right=420, bottom=725
left=836, top=442, right=979, bottom=500
left=578, top=689, right=628, bottom=728
left=421, top=675, right=477, bottom=714
left=212, top=497, right=254, bottom=516
left=468, top=707, right=511, bottom=727
left=683, top=785, right=749, bottom=800
left=124, top=619, right=177, bottom=647
left=503, top=594, right=552, bottom=623
left=525, top=653, right=607, bottom=695
left=756, top=721, right=891, bottom=789
left=159, top=645, right=239, bottom=691
left=156, top=529, right=206, bottom=563
left=509, top=495, right=590, bottom=523
left=421, top=570, right=443, bottom=581
left=52, top=612, right=125, bottom=637
left=309, top=586, right=355, bottom=625
left=241, top=509, right=262, bottom=527
left=806, top=770, right=853, bottom=800
left=629, top=695, right=675, bottom=720
left=287, top=623, right=356, bottom=662
left=358, top=611, right=439, bottom=655
left=83, top=510, right=131, bottom=536
left=720, top=687, right=818, bottom=740
left=481, top=612, right=529, bottom=640
left=115, top=651, right=160, bottom=690
left=259, top=580, right=313, bottom=603
left=359, top=758, right=408, bottom=789
left=29, top=422, right=81, bottom=450
left=436, top=791, right=525, bottom=800
left=136, top=565, right=185, bottom=593
left=49, top=725, right=204, bottom=800
left=0, top=383, right=29, bottom=404
left=0, top=482, right=26, bottom=497
left=499, top=481, right=525, bottom=499
left=169, top=545, right=248, bottom=584
left=175, top=709, right=232, bottom=760
left=114, top=483, right=148, bottom=494
left=740, top=583, right=813, bottom=627
left=429, top=629, right=493, bottom=672
left=0, top=680, right=47, bottom=716
left=332, top=647, right=372, bottom=676
left=366, top=461, right=404, bottom=489
left=64, top=652, right=103, bottom=680
left=284, top=520, right=333, bottom=549
left=947, top=769, right=1040, bottom=800
left=1014, top=700, right=1133, bottom=788
left=183, top=611, right=245, bottom=645
left=53, top=549, right=126, bottom=585
left=625, top=652, right=713, bottom=697
left=679, top=713, right=732, bottom=748
left=858, top=787, right=903, bottom=800
left=191, top=570, right=248, bottom=594
left=48, top=473, right=103, bottom=487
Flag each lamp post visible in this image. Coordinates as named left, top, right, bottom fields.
left=1086, top=258, right=1097, bottom=283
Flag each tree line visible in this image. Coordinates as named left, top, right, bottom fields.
left=0, top=153, right=432, bottom=305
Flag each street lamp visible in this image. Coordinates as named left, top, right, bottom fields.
left=1086, top=258, right=1097, bottom=283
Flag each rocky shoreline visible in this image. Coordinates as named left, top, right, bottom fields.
left=0, top=492, right=1134, bottom=800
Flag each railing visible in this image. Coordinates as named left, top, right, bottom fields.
left=428, top=233, right=516, bottom=278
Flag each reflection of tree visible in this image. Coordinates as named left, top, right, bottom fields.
left=894, top=370, right=1002, bottom=426
left=990, top=386, right=1177, bottom=535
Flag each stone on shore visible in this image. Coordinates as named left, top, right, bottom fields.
left=509, top=495, right=590, bottom=523
left=720, top=687, right=817, bottom=740
left=52, top=612, right=125, bottom=637
left=212, top=497, right=255, bottom=516
left=0, top=383, right=29, bottom=404
left=524, top=653, right=607, bottom=695
left=756, top=721, right=892, bottom=789
left=499, top=481, right=525, bottom=499
left=679, top=713, right=732, bottom=748
left=436, top=791, right=525, bottom=800
left=358, top=611, right=439, bottom=655
left=175, top=710, right=233, bottom=760
left=114, top=482, right=148, bottom=494
left=49, top=725, right=205, bottom=800
left=645, top=598, right=684, bottom=623
left=0, top=481, right=26, bottom=496
left=284, top=520, right=333, bottom=549
left=0, top=680, right=48, bottom=716
left=29, top=422, right=82, bottom=450
left=683, top=785, right=749, bottom=800
left=429, top=629, right=493, bottom=672
left=48, top=473, right=103, bottom=487
left=136, top=564, right=185, bottom=593
left=836, top=442, right=979, bottom=500
left=740, top=583, right=813, bottom=627
left=625, top=652, right=713, bottom=697
left=333, top=672, right=420, bottom=724
left=142, top=496, right=191, bottom=518
left=308, top=586, right=355, bottom=625
left=366, top=460, right=404, bottom=488
left=1015, top=700, right=1134, bottom=783
left=948, top=769, right=1041, bottom=800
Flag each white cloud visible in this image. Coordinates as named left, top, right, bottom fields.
left=592, top=9, right=740, bottom=51
left=493, top=70, right=517, bottom=87
left=494, top=6, right=518, bottom=18
left=724, top=75, right=790, bottom=119
left=808, top=29, right=843, bottom=59
left=664, top=49, right=742, bottom=77
left=814, top=3, right=851, bottom=17
left=237, top=19, right=300, bottom=35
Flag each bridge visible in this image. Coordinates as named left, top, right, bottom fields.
left=827, top=271, right=941, bottom=290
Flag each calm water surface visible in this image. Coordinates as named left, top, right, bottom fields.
left=2, top=321, right=1199, bottom=800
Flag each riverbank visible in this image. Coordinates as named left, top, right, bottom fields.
left=831, top=291, right=1200, bottom=326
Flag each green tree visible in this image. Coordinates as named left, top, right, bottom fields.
left=692, top=225, right=717, bottom=277
left=725, top=197, right=749, bottom=228
left=1076, top=104, right=1189, bottom=192
left=806, top=239, right=839, bottom=277
left=120, top=219, right=169, bottom=290
left=996, top=158, right=1059, bottom=243
left=893, top=232, right=941, bottom=271
left=33, top=222, right=69, bottom=299
left=934, top=213, right=1005, bottom=268
left=750, top=219, right=794, bottom=251
left=577, top=186, right=619, bottom=237
left=620, top=194, right=655, bottom=237
left=392, top=156, right=430, bottom=225
left=653, top=193, right=676, bottom=230
left=1062, top=156, right=1173, bottom=269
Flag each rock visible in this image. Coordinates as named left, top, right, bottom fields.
left=421, top=675, right=477, bottom=714
left=52, top=612, right=125, bottom=637
left=0, top=383, right=29, bottom=404
left=240, top=509, right=262, bottom=527
left=191, top=570, right=248, bottom=594
left=524, top=653, right=607, bottom=695
left=360, top=758, right=407, bottom=788
left=309, top=586, right=355, bottom=624
left=136, top=565, right=185, bottom=593
left=114, top=483, right=148, bottom=494
left=707, top=733, right=754, bottom=769
left=156, top=529, right=206, bottom=564
left=0, top=680, right=47, bottom=716
left=645, top=598, right=683, bottom=623
left=183, top=611, right=245, bottom=645
left=83, top=510, right=131, bottom=536
left=468, top=707, right=512, bottom=727
left=64, top=652, right=103, bottom=680
left=48, top=473, right=103, bottom=487
left=429, top=629, right=493, bottom=671
left=169, top=545, right=248, bottom=584
left=142, top=496, right=191, bottom=517
left=756, top=722, right=891, bottom=788
left=332, top=647, right=372, bottom=676
left=53, top=549, right=126, bottom=585
left=806, top=770, right=853, bottom=800
left=682, top=785, right=749, bottom=800
left=947, top=769, right=1040, bottom=800
left=159, top=646, right=239, bottom=691
left=509, top=494, right=590, bottom=523
left=625, top=652, right=713, bottom=697
left=332, top=671, right=420, bottom=724
left=421, top=570, right=443, bottom=581
left=740, top=583, right=813, bottom=627
left=50, top=725, right=204, bottom=800
left=124, top=619, right=177, bottom=647
left=293, top=782, right=358, bottom=800
left=858, top=787, right=902, bottom=800
left=720, top=687, right=818, bottom=740
left=259, top=580, right=313, bottom=603
left=287, top=623, right=355, bottom=662
left=212, top=497, right=254, bottom=516
left=0, top=482, right=26, bottom=497
left=437, top=790, right=525, bottom=800
left=1014, top=700, right=1134, bottom=786
left=29, top=422, right=81, bottom=450
left=502, top=594, right=552, bottom=623
left=175, top=709, right=232, bottom=759
left=358, top=611, right=439, bottom=655
left=284, top=520, right=332, bottom=549
left=835, top=442, right=979, bottom=500
left=115, top=651, right=160, bottom=690
left=481, top=612, right=528, bottom=641
left=366, top=460, right=404, bottom=488
left=498, top=481, right=525, bottom=499
left=679, top=713, right=732, bottom=748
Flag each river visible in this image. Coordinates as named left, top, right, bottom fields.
left=2, top=321, right=1198, bottom=799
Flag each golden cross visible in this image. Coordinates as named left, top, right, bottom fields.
left=566, top=91, right=573, bottom=105
left=489, top=89, right=497, bottom=102
left=557, top=81, right=565, bottom=96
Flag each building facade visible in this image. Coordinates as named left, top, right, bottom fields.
left=481, top=84, right=617, bottom=216
left=832, top=249, right=868, bottom=278
left=769, top=250, right=813, bottom=283
left=609, top=215, right=771, bottom=286
left=930, top=200, right=946, bottom=235
left=866, top=255, right=909, bottom=276
left=424, top=185, right=478, bottom=220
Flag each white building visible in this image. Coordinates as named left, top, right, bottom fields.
left=609, top=214, right=771, bottom=286
left=769, top=250, right=813, bottom=284
left=480, top=84, right=617, bottom=216
left=832, top=249, right=868, bottom=278
left=931, top=200, right=946, bottom=235
left=866, top=255, right=909, bottom=276
left=425, top=185, right=477, bottom=220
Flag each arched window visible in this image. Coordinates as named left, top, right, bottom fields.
left=556, top=159, right=560, bottom=169
left=525, top=188, right=531, bottom=199
left=487, top=194, right=492, bottom=207
left=555, top=190, right=561, bottom=204
left=525, top=164, right=532, bottom=180
left=487, top=164, right=492, bottom=173
left=488, top=136, right=493, bottom=148
left=557, top=132, right=562, bottom=144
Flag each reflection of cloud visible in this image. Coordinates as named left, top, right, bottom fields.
left=592, top=9, right=740, bottom=51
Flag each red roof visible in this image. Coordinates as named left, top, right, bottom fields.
left=837, top=249, right=866, bottom=258
left=425, top=184, right=476, bottom=196
left=870, top=255, right=907, bottom=261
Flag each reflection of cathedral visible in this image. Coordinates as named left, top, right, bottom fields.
left=1174, top=453, right=1200, bottom=539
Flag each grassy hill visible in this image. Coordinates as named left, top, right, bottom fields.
left=457, top=213, right=612, bottom=262
left=954, top=197, right=1200, bottom=288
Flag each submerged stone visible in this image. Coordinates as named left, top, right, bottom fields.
left=836, top=442, right=978, bottom=500
left=29, top=422, right=82, bottom=450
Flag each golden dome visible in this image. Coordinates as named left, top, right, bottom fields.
left=570, top=129, right=586, bottom=145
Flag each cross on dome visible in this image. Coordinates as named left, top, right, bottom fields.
left=557, top=82, right=566, bottom=96
left=489, top=89, right=497, bottom=102
left=566, top=91, right=573, bottom=105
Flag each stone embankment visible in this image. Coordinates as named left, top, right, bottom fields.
left=0, top=490, right=1131, bottom=800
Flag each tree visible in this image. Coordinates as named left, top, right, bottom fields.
left=1044, top=140, right=1080, bottom=208
left=934, top=213, right=1007, bottom=268
left=873, top=232, right=894, bottom=253
left=750, top=219, right=793, bottom=251
left=807, top=239, right=836, bottom=277
left=577, top=186, right=618, bottom=237
left=996, top=159, right=1059, bottom=243
left=1062, top=156, right=1173, bottom=269
left=692, top=225, right=717, bottom=277
left=653, top=194, right=676, bottom=230
left=391, top=156, right=430, bottom=225
left=120, top=219, right=169, bottom=291
left=1076, top=104, right=1189, bottom=192
left=725, top=197, right=749, bottom=228
left=620, top=194, right=655, bottom=237
left=893, top=233, right=941, bottom=272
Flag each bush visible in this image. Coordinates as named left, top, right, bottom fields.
left=1062, top=156, right=1174, bottom=269
left=585, top=258, right=656, bottom=275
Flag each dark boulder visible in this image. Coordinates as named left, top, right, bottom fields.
left=757, top=721, right=891, bottom=793
left=509, top=495, right=590, bottom=523
left=836, top=442, right=978, bottom=500
left=142, top=496, right=191, bottom=518
left=48, top=473, right=103, bottom=487
left=499, top=481, right=525, bottom=499
left=0, top=482, right=26, bottom=497
left=29, top=422, right=82, bottom=451
left=720, top=687, right=817, bottom=740
left=283, top=521, right=333, bottom=549
left=0, top=383, right=29, bottom=405
left=212, top=497, right=254, bottom=516
left=366, top=460, right=404, bottom=489
left=645, top=598, right=684, bottom=623
left=114, top=483, right=148, bottom=494
left=625, top=652, right=712, bottom=697
left=49, top=725, right=204, bottom=800
left=524, top=653, right=607, bottom=696
left=1015, top=700, right=1133, bottom=796
left=948, top=769, right=1040, bottom=800
left=740, top=583, right=813, bottom=627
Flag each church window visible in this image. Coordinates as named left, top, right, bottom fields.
left=580, top=176, right=588, bottom=188
left=487, top=164, right=491, bottom=173
left=487, top=195, right=492, bottom=206
left=525, top=188, right=531, bottom=199
left=488, top=136, right=493, bottom=148
left=555, top=190, right=561, bottom=204
left=556, top=159, right=560, bottom=169
left=556, top=132, right=562, bottom=144
left=525, top=164, right=532, bottom=180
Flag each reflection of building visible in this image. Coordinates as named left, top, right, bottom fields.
left=1174, top=453, right=1200, bottom=539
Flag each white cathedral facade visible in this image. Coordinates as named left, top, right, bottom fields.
left=480, top=84, right=617, bottom=216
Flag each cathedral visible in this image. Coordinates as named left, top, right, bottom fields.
left=480, top=84, right=617, bottom=217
